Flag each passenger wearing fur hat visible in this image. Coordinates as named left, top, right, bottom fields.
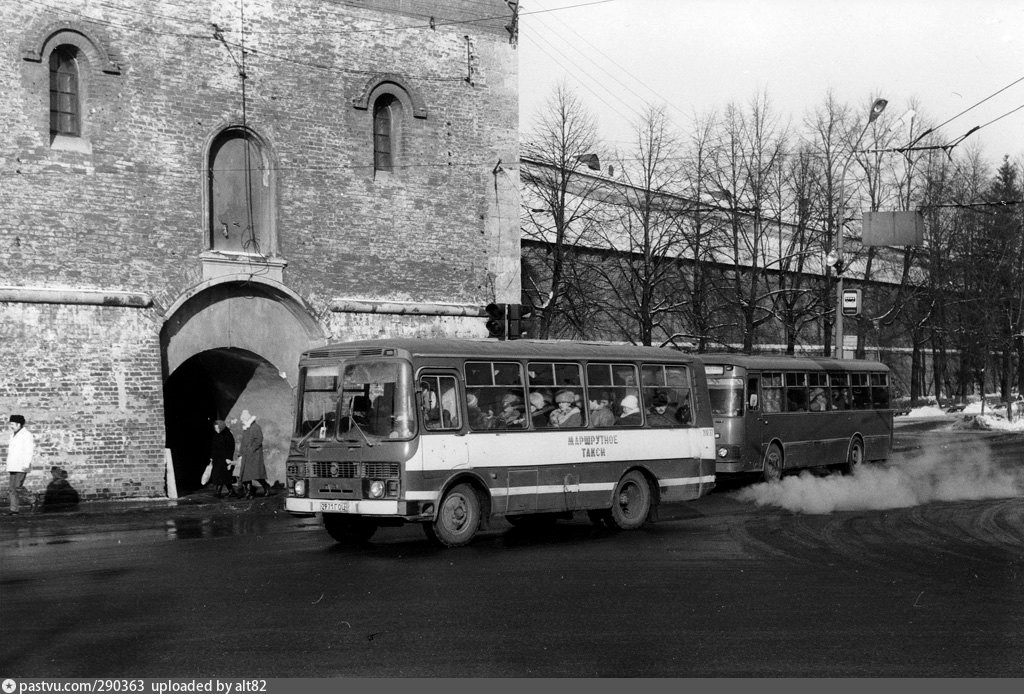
left=616, top=394, right=643, bottom=425
left=548, top=390, right=583, bottom=428
left=6, top=414, right=35, bottom=514
left=466, top=392, right=491, bottom=430
left=496, top=392, right=525, bottom=428
left=528, top=390, right=555, bottom=428
left=646, top=391, right=677, bottom=427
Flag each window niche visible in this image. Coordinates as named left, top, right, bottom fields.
left=201, top=127, right=284, bottom=282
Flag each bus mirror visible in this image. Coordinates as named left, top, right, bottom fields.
left=749, top=394, right=758, bottom=409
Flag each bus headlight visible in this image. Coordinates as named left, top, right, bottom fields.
left=293, top=479, right=306, bottom=497
left=368, top=480, right=386, bottom=499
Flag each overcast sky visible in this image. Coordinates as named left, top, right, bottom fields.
left=518, top=0, right=1024, bottom=162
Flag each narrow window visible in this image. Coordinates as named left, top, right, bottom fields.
left=49, top=46, right=80, bottom=138
left=373, top=95, right=402, bottom=172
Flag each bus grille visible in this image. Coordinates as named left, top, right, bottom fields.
left=305, top=347, right=386, bottom=359
left=289, top=461, right=399, bottom=479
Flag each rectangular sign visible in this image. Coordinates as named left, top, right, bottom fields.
left=842, top=289, right=861, bottom=316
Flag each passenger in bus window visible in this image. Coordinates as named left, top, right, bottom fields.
left=646, top=392, right=676, bottom=427
left=496, top=393, right=526, bottom=428
left=424, top=391, right=453, bottom=429
left=589, top=392, right=615, bottom=427
left=832, top=388, right=851, bottom=410
left=549, top=390, right=583, bottom=427
left=617, top=395, right=643, bottom=425
left=528, top=391, right=554, bottom=428
left=809, top=387, right=828, bottom=412
left=466, top=392, right=491, bottom=430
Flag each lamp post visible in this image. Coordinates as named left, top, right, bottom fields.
left=834, top=97, right=887, bottom=359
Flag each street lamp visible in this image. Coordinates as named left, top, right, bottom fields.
left=834, top=97, right=887, bottom=358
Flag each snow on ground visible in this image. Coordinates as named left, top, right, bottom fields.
left=904, top=401, right=1024, bottom=432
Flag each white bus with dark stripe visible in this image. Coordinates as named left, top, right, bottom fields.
left=286, top=338, right=716, bottom=547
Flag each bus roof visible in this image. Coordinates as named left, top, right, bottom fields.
left=696, top=352, right=889, bottom=373
left=302, top=338, right=703, bottom=364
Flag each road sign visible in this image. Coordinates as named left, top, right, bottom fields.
left=842, top=289, right=861, bottom=317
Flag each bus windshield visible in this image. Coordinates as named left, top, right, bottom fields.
left=707, top=377, right=744, bottom=417
left=297, top=360, right=415, bottom=441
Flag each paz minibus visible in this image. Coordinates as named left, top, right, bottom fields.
left=285, top=338, right=717, bottom=546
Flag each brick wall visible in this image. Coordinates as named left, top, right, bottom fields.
left=0, top=0, right=520, bottom=499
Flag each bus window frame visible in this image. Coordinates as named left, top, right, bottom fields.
left=418, top=370, right=463, bottom=433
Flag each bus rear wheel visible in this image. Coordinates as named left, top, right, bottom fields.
left=323, top=514, right=377, bottom=543
left=763, top=443, right=783, bottom=483
left=609, top=471, right=652, bottom=531
left=424, top=483, right=481, bottom=547
left=841, top=438, right=864, bottom=475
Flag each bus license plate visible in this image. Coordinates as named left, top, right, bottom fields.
left=319, top=500, right=356, bottom=513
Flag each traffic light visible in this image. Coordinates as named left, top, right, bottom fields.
left=485, top=303, right=507, bottom=339
left=508, top=303, right=535, bottom=339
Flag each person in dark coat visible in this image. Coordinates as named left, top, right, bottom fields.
left=209, top=419, right=238, bottom=498
left=237, top=410, right=272, bottom=499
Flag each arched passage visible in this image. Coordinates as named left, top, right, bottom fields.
left=160, top=278, right=326, bottom=494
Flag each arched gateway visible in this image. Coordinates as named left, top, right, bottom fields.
left=160, top=276, right=326, bottom=494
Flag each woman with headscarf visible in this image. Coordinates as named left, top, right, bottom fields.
left=237, top=410, right=272, bottom=499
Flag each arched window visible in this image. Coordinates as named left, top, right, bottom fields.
left=373, top=95, right=402, bottom=173
left=49, top=46, right=80, bottom=138
left=208, top=129, right=274, bottom=256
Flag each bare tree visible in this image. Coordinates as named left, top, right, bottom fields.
left=585, top=104, right=687, bottom=345
left=520, top=82, right=604, bottom=338
left=708, top=91, right=788, bottom=351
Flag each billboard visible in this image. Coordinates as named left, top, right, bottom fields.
left=862, top=210, right=925, bottom=246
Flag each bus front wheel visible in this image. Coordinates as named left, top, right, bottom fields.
left=609, top=471, right=652, bottom=530
left=424, top=483, right=481, bottom=547
left=323, top=514, right=377, bottom=543
left=763, top=443, right=783, bottom=483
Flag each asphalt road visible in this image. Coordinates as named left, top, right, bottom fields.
left=2, top=422, right=1023, bottom=677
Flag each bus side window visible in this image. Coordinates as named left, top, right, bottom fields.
left=851, top=373, right=871, bottom=409
left=785, top=372, right=808, bottom=411
left=761, top=373, right=783, bottom=413
left=420, top=375, right=459, bottom=431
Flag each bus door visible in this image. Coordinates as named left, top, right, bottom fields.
left=746, top=373, right=770, bottom=464
left=416, top=372, right=468, bottom=477
left=753, top=372, right=788, bottom=464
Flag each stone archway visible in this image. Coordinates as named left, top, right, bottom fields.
left=160, top=277, right=326, bottom=493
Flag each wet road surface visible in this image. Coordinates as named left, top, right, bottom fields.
left=2, top=424, right=1023, bottom=677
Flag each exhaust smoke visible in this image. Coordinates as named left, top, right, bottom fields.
left=734, top=439, right=1024, bottom=514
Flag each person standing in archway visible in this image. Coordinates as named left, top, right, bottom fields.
left=237, top=410, right=272, bottom=499
left=209, top=419, right=237, bottom=498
